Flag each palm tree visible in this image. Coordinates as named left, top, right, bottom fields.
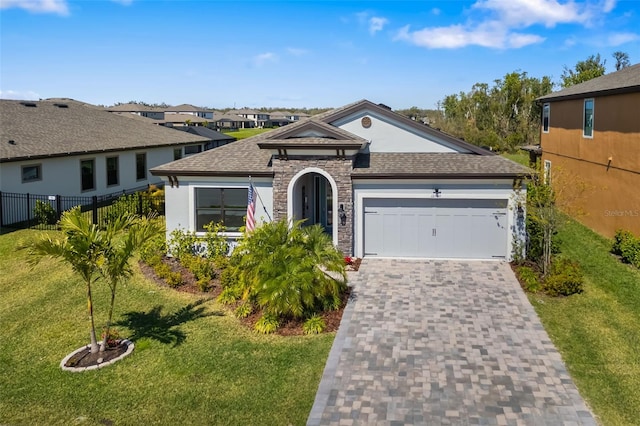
left=99, top=214, right=163, bottom=351
left=30, top=208, right=106, bottom=353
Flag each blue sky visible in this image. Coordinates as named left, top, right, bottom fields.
left=1, top=0, right=638, bottom=109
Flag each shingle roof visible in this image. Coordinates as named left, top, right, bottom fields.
left=161, top=113, right=209, bottom=124
left=165, top=104, right=211, bottom=113
left=174, top=126, right=236, bottom=142
left=106, top=103, right=163, bottom=112
left=150, top=99, right=530, bottom=179
left=537, top=63, right=640, bottom=102
left=1, top=99, right=209, bottom=162
left=352, top=153, right=531, bottom=178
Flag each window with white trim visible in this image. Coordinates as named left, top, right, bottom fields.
left=21, top=164, right=42, bottom=183
left=544, top=160, right=552, bottom=185
left=542, top=103, right=550, bottom=133
left=583, top=99, right=594, bottom=137
left=195, top=188, right=248, bottom=232
left=81, top=159, right=95, bottom=191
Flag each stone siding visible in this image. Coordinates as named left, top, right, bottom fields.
left=271, top=156, right=354, bottom=255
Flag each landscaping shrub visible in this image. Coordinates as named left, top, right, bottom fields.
left=303, top=315, right=326, bottom=335
left=543, top=257, right=584, bottom=296
left=612, top=229, right=640, bottom=268
left=232, top=220, right=347, bottom=326
left=165, top=271, right=183, bottom=288
left=203, top=222, right=229, bottom=258
left=168, top=228, right=201, bottom=259
left=33, top=200, right=57, bottom=225
left=515, top=265, right=541, bottom=293
left=217, top=286, right=243, bottom=305
left=234, top=302, right=253, bottom=319
left=139, top=218, right=166, bottom=263
left=254, top=314, right=279, bottom=334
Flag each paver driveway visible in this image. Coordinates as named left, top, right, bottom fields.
left=308, top=259, right=597, bottom=426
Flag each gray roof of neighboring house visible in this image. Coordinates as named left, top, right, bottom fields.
left=150, top=100, right=530, bottom=179
left=1, top=99, right=209, bottom=162
left=165, top=104, right=211, bottom=113
left=161, top=114, right=209, bottom=123
left=537, top=63, right=640, bottom=102
left=106, top=103, right=163, bottom=112
left=213, top=113, right=253, bottom=123
left=174, top=126, right=236, bottom=142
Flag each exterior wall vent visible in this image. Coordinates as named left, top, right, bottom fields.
left=54, top=103, right=69, bottom=108
left=20, top=102, right=37, bottom=107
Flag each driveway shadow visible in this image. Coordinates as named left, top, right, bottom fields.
left=115, top=298, right=223, bottom=346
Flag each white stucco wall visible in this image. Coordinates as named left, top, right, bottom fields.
left=352, top=179, right=526, bottom=260
left=162, top=175, right=273, bottom=243
left=333, top=110, right=468, bottom=153
left=0, top=146, right=185, bottom=197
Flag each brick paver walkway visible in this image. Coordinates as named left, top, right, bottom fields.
left=308, top=259, right=597, bottom=426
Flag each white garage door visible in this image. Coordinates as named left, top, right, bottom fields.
left=363, top=198, right=508, bottom=259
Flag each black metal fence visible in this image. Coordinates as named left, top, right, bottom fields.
left=0, top=185, right=165, bottom=232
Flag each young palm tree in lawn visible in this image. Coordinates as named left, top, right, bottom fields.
left=29, top=208, right=107, bottom=353
left=99, top=214, right=163, bottom=351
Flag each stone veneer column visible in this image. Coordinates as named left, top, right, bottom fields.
left=271, top=156, right=354, bottom=255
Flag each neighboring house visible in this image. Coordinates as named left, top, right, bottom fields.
left=151, top=100, right=529, bottom=260
left=269, top=111, right=294, bottom=127
left=537, top=63, right=640, bottom=237
left=172, top=126, right=237, bottom=156
left=230, top=109, right=270, bottom=128
left=164, top=104, right=214, bottom=120
left=0, top=99, right=209, bottom=200
left=106, top=103, right=165, bottom=120
left=287, top=112, right=310, bottom=121
left=160, top=113, right=209, bottom=127
left=211, top=112, right=253, bottom=130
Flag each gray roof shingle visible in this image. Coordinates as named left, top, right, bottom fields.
left=1, top=99, right=209, bottom=162
left=150, top=100, right=531, bottom=179
left=352, top=153, right=531, bottom=178
left=537, top=63, right=640, bottom=102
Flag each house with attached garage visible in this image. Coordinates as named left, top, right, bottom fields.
left=0, top=98, right=210, bottom=200
left=150, top=100, right=530, bottom=260
left=537, top=63, right=640, bottom=237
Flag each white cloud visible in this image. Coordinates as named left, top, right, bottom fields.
left=369, top=16, right=388, bottom=35
left=395, top=22, right=543, bottom=49
left=0, top=89, right=41, bottom=100
left=606, top=32, right=639, bottom=46
left=602, top=0, right=616, bottom=13
left=286, top=47, right=308, bottom=56
left=252, top=52, right=278, bottom=67
left=473, top=0, right=588, bottom=28
left=0, top=0, right=68, bottom=15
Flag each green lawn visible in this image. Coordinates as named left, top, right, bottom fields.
left=528, top=219, right=640, bottom=426
left=0, top=230, right=333, bottom=425
left=501, top=151, right=530, bottom=166
left=223, top=128, right=274, bottom=140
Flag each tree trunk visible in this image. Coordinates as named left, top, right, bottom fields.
left=87, top=280, right=99, bottom=353
left=100, top=285, right=117, bottom=352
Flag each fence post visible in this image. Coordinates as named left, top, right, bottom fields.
left=0, top=191, right=3, bottom=229
left=56, top=195, right=62, bottom=222
left=92, top=196, right=98, bottom=224
left=27, top=193, right=32, bottom=228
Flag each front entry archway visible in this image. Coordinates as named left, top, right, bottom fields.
left=287, top=167, right=339, bottom=247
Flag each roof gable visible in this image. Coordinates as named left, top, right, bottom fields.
left=321, top=100, right=491, bottom=155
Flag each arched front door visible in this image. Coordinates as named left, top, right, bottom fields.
left=287, top=168, right=338, bottom=245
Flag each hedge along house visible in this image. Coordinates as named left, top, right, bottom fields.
left=151, top=100, right=530, bottom=260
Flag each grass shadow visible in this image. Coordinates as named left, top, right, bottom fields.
left=115, top=298, right=223, bottom=346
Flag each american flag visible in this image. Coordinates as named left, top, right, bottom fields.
left=246, top=183, right=256, bottom=232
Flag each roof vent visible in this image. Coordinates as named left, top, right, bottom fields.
left=8, top=140, right=16, bottom=145
left=20, top=102, right=37, bottom=107
left=378, top=103, right=392, bottom=110
left=54, top=103, right=69, bottom=108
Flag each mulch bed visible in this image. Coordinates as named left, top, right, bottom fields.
left=139, top=256, right=361, bottom=336
left=64, top=342, right=129, bottom=368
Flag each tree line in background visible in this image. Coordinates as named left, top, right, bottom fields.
left=396, top=51, right=631, bottom=153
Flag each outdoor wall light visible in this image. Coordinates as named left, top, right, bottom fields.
left=339, top=204, right=347, bottom=226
